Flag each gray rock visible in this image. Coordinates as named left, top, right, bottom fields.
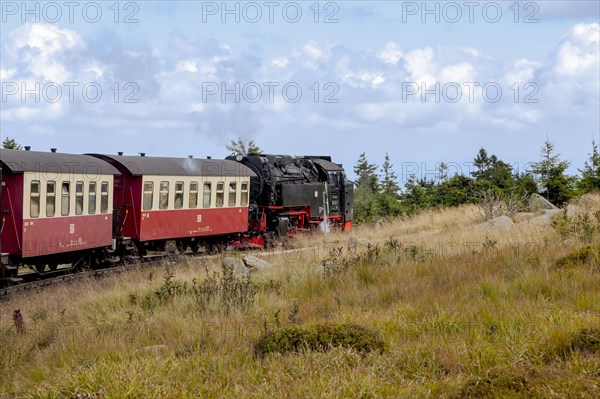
left=314, top=265, right=325, bottom=275
left=476, top=215, right=515, bottom=229
left=243, top=255, right=273, bottom=270
left=529, top=194, right=558, bottom=211
left=519, top=209, right=563, bottom=226
left=348, top=237, right=373, bottom=247
left=221, top=257, right=249, bottom=276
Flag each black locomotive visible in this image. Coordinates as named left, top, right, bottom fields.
left=229, top=154, right=354, bottom=236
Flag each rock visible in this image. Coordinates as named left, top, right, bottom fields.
left=348, top=237, right=373, bottom=247
left=314, top=265, right=325, bottom=275
left=243, top=255, right=273, bottom=270
left=221, top=257, right=249, bottom=277
left=519, top=209, right=563, bottom=226
left=565, top=204, right=580, bottom=218
left=529, top=194, right=558, bottom=212
left=476, top=215, right=515, bottom=229
left=512, top=212, right=537, bottom=224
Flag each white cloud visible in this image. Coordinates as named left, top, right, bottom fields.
left=553, top=23, right=599, bottom=76
left=3, top=23, right=84, bottom=82
left=378, top=42, right=403, bottom=65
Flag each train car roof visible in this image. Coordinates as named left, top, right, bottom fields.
left=0, top=149, right=119, bottom=175
left=89, top=154, right=256, bottom=177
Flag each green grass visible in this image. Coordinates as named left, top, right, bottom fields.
left=1, top=199, right=600, bottom=398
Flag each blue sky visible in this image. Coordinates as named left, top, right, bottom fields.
left=1, top=1, right=599, bottom=182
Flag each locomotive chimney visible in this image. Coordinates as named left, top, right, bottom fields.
left=118, top=151, right=123, bottom=156
left=24, top=146, right=31, bottom=151
left=50, top=148, right=57, bottom=153
left=140, top=152, right=146, bottom=157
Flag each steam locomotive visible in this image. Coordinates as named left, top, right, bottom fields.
left=0, top=149, right=353, bottom=283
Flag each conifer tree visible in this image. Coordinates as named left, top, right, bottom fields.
left=528, top=139, right=574, bottom=205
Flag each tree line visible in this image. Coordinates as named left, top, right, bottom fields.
left=4, top=136, right=598, bottom=224
left=353, top=139, right=600, bottom=223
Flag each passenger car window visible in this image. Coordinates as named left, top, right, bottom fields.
left=241, top=182, right=249, bottom=206
left=203, top=182, right=212, bottom=208
left=61, top=182, right=70, bottom=216
left=159, top=181, right=169, bottom=210
left=75, top=181, right=84, bottom=215
left=216, top=182, right=224, bottom=208
left=189, top=182, right=198, bottom=208
left=46, top=181, right=56, bottom=217
left=228, top=182, right=237, bottom=207
left=88, top=182, right=96, bottom=214
left=100, top=182, right=109, bottom=214
left=175, top=181, right=184, bottom=209
left=30, top=181, right=40, bottom=218
left=143, top=181, right=154, bottom=211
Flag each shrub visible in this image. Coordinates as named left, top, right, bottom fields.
left=456, top=366, right=530, bottom=399
left=254, top=323, right=385, bottom=358
left=555, top=245, right=600, bottom=270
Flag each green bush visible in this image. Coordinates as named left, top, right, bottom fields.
left=556, top=245, right=600, bottom=270
left=456, top=366, right=530, bottom=399
left=254, top=323, right=385, bottom=358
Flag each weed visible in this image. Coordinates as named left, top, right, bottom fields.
left=287, top=299, right=300, bottom=324
left=556, top=246, right=600, bottom=270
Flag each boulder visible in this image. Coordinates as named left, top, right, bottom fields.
left=243, top=255, right=273, bottom=270
left=529, top=194, right=558, bottom=212
left=314, top=265, right=325, bottom=276
left=221, top=257, right=249, bottom=277
left=519, top=209, right=563, bottom=226
left=476, top=215, right=515, bottom=229
left=348, top=237, right=373, bottom=247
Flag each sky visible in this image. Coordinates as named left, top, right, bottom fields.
left=1, top=0, right=599, bottom=183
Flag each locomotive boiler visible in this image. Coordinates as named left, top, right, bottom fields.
left=228, top=154, right=353, bottom=236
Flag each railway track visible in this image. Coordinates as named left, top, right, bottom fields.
left=0, top=254, right=181, bottom=301
left=0, top=240, right=324, bottom=302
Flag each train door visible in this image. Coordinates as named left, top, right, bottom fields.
left=112, top=175, right=124, bottom=236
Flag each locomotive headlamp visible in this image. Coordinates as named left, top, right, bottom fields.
left=236, top=154, right=243, bottom=162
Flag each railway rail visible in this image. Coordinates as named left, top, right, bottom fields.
left=0, top=254, right=181, bottom=301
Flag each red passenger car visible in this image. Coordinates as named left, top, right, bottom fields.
left=0, top=149, right=118, bottom=278
left=89, top=154, right=256, bottom=254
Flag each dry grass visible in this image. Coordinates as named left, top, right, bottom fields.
left=1, top=196, right=599, bottom=398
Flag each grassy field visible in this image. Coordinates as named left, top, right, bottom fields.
left=1, top=197, right=599, bottom=398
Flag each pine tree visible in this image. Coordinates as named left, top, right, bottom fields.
left=353, top=152, right=379, bottom=194
left=528, top=139, right=574, bottom=205
left=472, top=148, right=490, bottom=179
left=472, top=148, right=515, bottom=191
left=352, top=153, right=381, bottom=222
left=378, top=153, right=402, bottom=216
left=2, top=137, right=22, bottom=150
left=578, top=140, right=600, bottom=193
left=380, top=153, right=400, bottom=197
